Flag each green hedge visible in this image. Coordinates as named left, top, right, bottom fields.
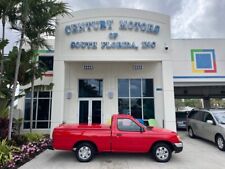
left=23, top=133, right=44, bottom=142
left=0, top=139, right=20, bottom=166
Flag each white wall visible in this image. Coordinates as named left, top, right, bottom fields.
left=172, top=39, right=225, bottom=83
left=55, top=8, right=170, bottom=62
left=63, top=62, right=164, bottom=126
left=51, top=8, right=176, bottom=132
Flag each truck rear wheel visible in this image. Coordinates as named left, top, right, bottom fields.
left=75, top=143, right=95, bottom=162
left=152, top=143, right=172, bottom=162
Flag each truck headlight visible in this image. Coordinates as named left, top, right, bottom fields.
left=177, top=135, right=182, bottom=142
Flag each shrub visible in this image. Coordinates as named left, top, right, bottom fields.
left=11, top=135, right=28, bottom=146
left=0, top=139, right=20, bottom=167
left=23, top=133, right=43, bottom=142
left=0, top=100, right=9, bottom=139
left=0, top=99, right=9, bottom=119
left=0, top=137, right=52, bottom=169
left=12, top=118, right=23, bottom=135
left=0, top=118, right=9, bottom=139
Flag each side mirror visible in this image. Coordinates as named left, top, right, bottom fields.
left=140, top=127, right=145, bottom=132
left=206, top=120, right=214, bottom=125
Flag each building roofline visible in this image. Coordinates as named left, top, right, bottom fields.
left=57, top=8, right=170, bottom=24
left=171, top=38, right=225, bottom=40
left=70, top=7, right=170, bottom=18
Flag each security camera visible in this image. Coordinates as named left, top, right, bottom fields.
left=164, top=44, right=169, bottom=50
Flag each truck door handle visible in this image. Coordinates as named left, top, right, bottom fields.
left=116, top=133, right=122, bottom=137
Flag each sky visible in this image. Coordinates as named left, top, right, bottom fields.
left=1, top=0, right=225, bottom=54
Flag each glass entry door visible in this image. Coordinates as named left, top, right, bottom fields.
left=79, top=99, right=101, bottom=124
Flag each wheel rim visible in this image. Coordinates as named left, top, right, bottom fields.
left=78, top=146, right=91, bottom=160
left=156, top=147, right=169, bottom=160
left=217, top=137, right=224, bottom=149
left=189, top=128, right=193, bottom=137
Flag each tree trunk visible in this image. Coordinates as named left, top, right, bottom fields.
left=30, top=74, right=35, bottom=133
left=0, top=16, right=6, bottom=86
left=8, top=0, right=29, bottom=140
left=8, top=31, right=25, bottom=140
left=29, top=35, right=39, bottom=133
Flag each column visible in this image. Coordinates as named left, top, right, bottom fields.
left=50, top=61, right=65, bottom=137
left=203, top=97, right=210, bottom=109
left=162, top=60, right=176, bottom=131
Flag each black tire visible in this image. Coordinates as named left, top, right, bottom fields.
left=216, top=135, right=225, bottom=151
left=152, top=143, right=172, bottom=162
left=75, top=143, right=95, bottom=162
left=188, top=127, right=195, bottom=138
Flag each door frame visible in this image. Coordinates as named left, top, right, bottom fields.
left=78, top=98, right=102, bottom=124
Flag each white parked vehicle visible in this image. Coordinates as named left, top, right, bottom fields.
left=187, top=109, right=225, bottom=151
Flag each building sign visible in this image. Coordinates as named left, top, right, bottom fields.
left=191, top=49, right=217, bottom=73
left=64, top=19, right=160, bottom=50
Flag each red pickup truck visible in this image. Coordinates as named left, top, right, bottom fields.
left=52, top=114, right=183, bottom=162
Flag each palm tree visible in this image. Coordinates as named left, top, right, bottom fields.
left=0, top=0, right=19, bottom=86
left=24, top=54, right=49, bottom=133
left=25, top=0, right=69, bottom=132
left=25, top=0, right=69, bottom=133
left=0, top=39, right=10, bottom=139
left=0, top=40, right=8, bottom=82
left=8, top=0, right=69, bottom=139
left=7, top=0, right=29, bottom=140
left=0, top=99, right=9, bottom=138
left=4, top=46, right=52, bottom=134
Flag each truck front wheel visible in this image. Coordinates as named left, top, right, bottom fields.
left=151, top=143, right=172, bottom=162
left=75, top=143, right=95, bottom=162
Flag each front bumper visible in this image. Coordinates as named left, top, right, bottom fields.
left=173, top=142, right=183, bottom=153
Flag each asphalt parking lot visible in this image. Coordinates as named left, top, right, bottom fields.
left=19, top=131, right=225, bottom=169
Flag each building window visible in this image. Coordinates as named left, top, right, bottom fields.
left=118, top=79, right=154, bottom=121
left=24, top=91, right=52, bottom=129
left=79, top=79, right=103, bottom=98
left=39, top=56, right=53, bottom=71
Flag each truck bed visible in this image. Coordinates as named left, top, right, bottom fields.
left=53, top=123, right=111, bottom=151
left=57, top=124, right=111, bottom=130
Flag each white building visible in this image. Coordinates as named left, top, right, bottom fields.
left=17, top=8, right=225, bottom=133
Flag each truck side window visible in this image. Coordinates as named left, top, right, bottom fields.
left=117, top=118, right=141, bottom=132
